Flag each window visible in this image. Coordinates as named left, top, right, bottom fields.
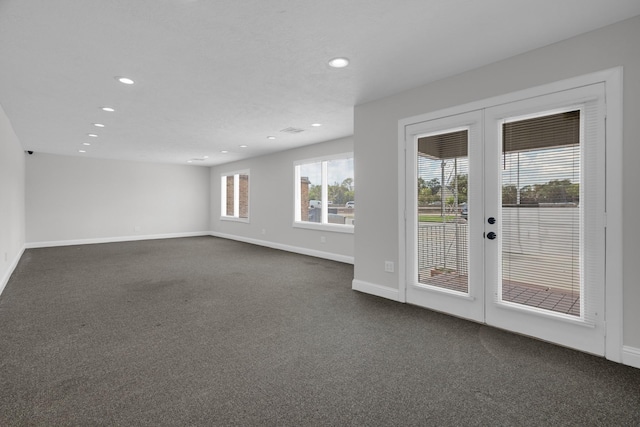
left=220, top=170, right=249, bottom=222
left=294, top=154, right=354, bottom=232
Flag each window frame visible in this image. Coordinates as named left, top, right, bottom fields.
left=293, top=153, right=354, bottom=234
left=220, top=169, right=250, bottom=223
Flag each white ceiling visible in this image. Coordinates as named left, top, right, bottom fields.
left=1, top=0, right=639, bottom=166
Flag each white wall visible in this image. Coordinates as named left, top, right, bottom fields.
left=0, top=103, right=26, bottom=294
left=26, top=154, right=210, bottom=245
left=353, top=16, right=640, bottom=348
left=210, top=137, right=354, bottom=263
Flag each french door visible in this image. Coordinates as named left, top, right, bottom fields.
left=404, top=83, right=606, bottom=355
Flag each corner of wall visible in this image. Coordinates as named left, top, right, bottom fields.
left=352, top=279, right=401, bottom=301
left=0, top=246, right=25, bottom=297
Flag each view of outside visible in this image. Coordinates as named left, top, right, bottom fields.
left=221, top=173, right=249, bottom=219
left=417, top=130, right=469, bottom=293
left=415, top=110, right=581, bottom=316
left=501, top=110, right=581, bottom=316
left=297, top=157, right=355, bottom=226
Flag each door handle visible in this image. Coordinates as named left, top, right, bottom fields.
left=488, top=217, right=496, bottom=224
left=487, top=232, right=497, bottom=240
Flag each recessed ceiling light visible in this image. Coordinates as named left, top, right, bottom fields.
left=328, top=57, right=349, bottom=68
left=87, top=133, right=98, bottom=137
left=116, top=76, right=135, bottom=85
left=93, top=123, right=105, bottom=128
left=311, top=123, right=322, bottom=127
left=83, top=142, right=91, bottom=146
left=221, top=150, right=228, bottom=154
left=267, top=136, right=276, bottom=140
left=101, top=107, right=115, bottom=112
left=203, top=156, right=209, bottom=159
left=239, top=145, right=248, bottom=148
left=79, top=150, right=86, bottom=153
left=187, top=160, right=193, bottom=163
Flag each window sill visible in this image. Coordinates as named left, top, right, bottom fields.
left=293, top=221, right=354, bottom=234
left=220, top=216, right=250, bottom=224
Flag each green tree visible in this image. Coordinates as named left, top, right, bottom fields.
left=426, top=178, right=441, bottom=195
left=327, top=178, right=355, bottom=205
left=309, top=184, right=321, bottom=201
left=502, top=184, right=517, bottom=205
left=515, top=179, right=579, bottom=205
left=537, top=179, right=578, bottom=203
left=454, top=174, right=467, bottom=204
left=418, top=187, right=433, bottom=206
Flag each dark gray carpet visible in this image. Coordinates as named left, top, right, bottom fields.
left=0, top=236, right=638, bottom=426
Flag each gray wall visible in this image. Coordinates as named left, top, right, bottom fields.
left=210, top=136, right=354, bottom=262
left=353, top=16, right=640, bottom=348
left=26, top=154, right=210, bottom=244
left=0, top=104, right=25, bottom=291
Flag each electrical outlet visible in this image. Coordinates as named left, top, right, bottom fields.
left=384, top=261, right=394, bottom=273
left=320, top=236, right=326, bottom=243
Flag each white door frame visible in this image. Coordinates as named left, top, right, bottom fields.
left=404, top=110, right=485, bottom=322
left=397, top=67, right=623, bottom=362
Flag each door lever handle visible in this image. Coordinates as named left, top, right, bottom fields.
left=487, top=232, right=497, bottom=240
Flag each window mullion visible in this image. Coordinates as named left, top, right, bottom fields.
left=233, top=174, right=240, bottom=217
left=220, top=176, right=226, bottom=217
left=294, top=165, right=301, bottom=222
left=321, top=161, right=328, bottom=224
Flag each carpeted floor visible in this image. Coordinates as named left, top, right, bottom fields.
left=0, top=236, right=639, bottom=426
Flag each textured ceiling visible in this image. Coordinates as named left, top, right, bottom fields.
left=1, top=0, right=639, bottom=166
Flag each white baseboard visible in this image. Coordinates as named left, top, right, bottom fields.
left=0, top=245, right=25, bottom=297
left=352, top=279, right=401, bottom=301
left=210, top=232, right=354, bottom=264
left=25, top=231, right=211, bottom=249
left=622, top=346, right=640, bottom=370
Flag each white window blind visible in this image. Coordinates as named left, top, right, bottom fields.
left=500, top=107, right=589, bottom=318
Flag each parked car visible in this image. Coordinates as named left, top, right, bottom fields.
left=309, top=200, right=322, bottom=209
left=345, top=201, right=355, bottom=209
left=460, top=203, right=468, bottom=219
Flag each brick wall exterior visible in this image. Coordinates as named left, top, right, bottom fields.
left=226, top=176, right=234, bottom=216
left=225, top=174, right=249, bottom=218
left=239, top=174, right=249, bottom=218
left=300, top=177, right=310, bottom=221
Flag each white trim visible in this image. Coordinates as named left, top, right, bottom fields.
left=622, top=346, right=640, bottom=370
left=398, top=68, right=622, bottom=129
left=397, top=66, right=623, bottom=362
left=210, top=231, right=354, bottom=264
left=352, top=279, right=401, bottom=301
left=220, top=216, right=250, bottom=224
left=293, top=154, right=355, bottom=229
left=292, top=221, right=354, bottom=234
left=0, top=245, right=25, bottom=297
left=397, top=119, right=407, bottom=303
left=25, top=231, right=211, bottom=249
left=220, top=169, right=250, bottom=221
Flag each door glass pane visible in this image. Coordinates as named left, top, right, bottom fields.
left=501, top=110, right=581, bottom=316
left=417, top=129, right=469, bottom=293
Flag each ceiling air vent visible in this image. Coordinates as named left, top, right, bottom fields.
left=280, top=127, right=305, bottom=134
